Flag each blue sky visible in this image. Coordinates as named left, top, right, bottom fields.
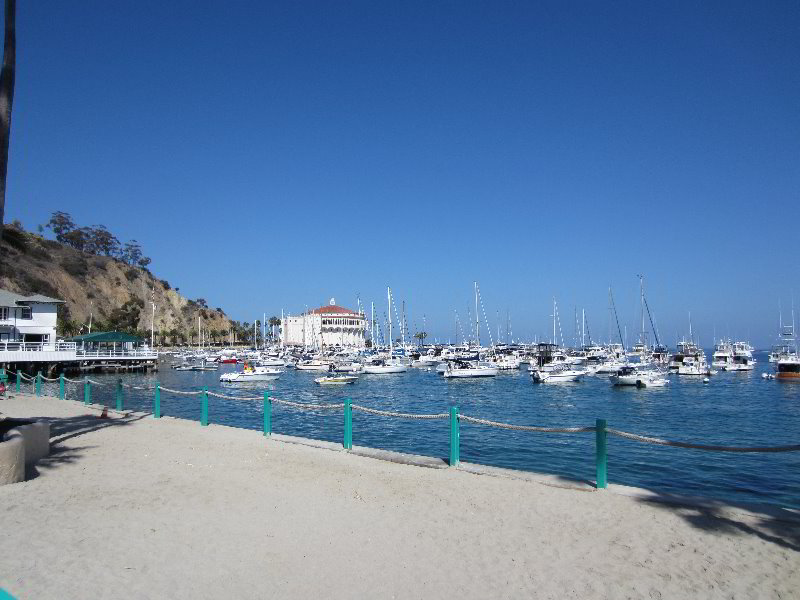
left=5, top=1, right=800, bottom=347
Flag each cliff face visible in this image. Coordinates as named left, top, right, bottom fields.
left=0, top=227, right=236, bottom=342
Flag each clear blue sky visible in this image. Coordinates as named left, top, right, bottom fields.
left=5, top=1, right=800, bottom=347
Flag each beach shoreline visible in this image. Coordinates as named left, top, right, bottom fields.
left=1, top=392, right=798, bottom=599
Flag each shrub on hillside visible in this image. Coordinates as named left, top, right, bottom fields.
left=61, top=256, right=89, bottom=278
left=125, top=268, right=138, bottom=282
left=1, top=226, right=28, bottom=252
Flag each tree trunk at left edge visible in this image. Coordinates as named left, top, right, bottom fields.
left=0, top=0, right=16, bottom=237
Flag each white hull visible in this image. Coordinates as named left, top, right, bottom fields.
left=220, top=373, right=280, bottom=382
left=315, top=376, right=358, bottom=385
left=363, top=364, right=408, bottom=374
left=532, top=369, right=583, bottom=383
left=443, top=367, right=498, bottom=378
left=295, top=362, right=329, bottom=371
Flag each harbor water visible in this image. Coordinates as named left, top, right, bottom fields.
left=38, top=352, right=800, bottom=508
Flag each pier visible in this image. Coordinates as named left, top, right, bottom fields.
left=0, top=340, right=158, bottom=375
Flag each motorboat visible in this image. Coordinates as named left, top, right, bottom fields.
left=333, top=361, right=363, bottom=373
left=314, top=375, right=358, bottom=385
left=220, top=364, right=281, bottom=382
left=295, top=359, right=330, bottom=371
left=442, top=360, right=498, bottom=378
left=362, top=358, right=408, bottom=374
left=729, top=341, right=755, bottom=371
left=670, top=340, right=714, bottom=375
left=531, top=365, right=583, bottom=383
left=611, top=366, right=669, bottom=388
left=610, top=365, right=642, bottom=386
left=712, top=340, right=734, bottom=370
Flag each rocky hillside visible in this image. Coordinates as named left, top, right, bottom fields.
left=0, top=226, right=238, bottom=344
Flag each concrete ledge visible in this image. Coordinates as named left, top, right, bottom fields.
left=0, top=431, right=25, bottom=485
left=351, top=446, right=448, bottom=469
left=270, top=433, right=343, bottom=452
left=3, top=422, right=51, bottom=465
left=458, top=462, right=596, bottom=491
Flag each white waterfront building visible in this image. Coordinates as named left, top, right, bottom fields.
left=0, top=288, right=63, bottom=349
left=282, top=299, right=366, bottom=349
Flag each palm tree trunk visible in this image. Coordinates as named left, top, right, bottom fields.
left=0, top=0, right=16, bottom=236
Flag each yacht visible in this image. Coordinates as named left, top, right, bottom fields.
left=670, top=339, right=713, bottom=376
left=610, top=365, right=669, bottom=388
left=531, top=364, right=583, bottom=383
left=711, top=340, right=734, bottom=370
left=774, top=318, right=800, bottom=381
left=314, top=375, right=358, bottom=385
left=729, top=341, right=755, bottom=371
left=442, top=360, right=498, bottom=378
left=363, top=358, right=408, bottom=374
left=220, top=364, right=281, bottom=382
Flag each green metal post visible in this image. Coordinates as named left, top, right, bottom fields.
left=596, top=418, right=608, bottom=489
left=201, top=387, right=208, bottom=426
left=59, top=374, right=65, bottom=400
left=84, top=378, right=91, bottom=405
left=35, top=371, right=42, bottom=396
left=16, top=370, right=20, bottom=392
left=343, top=397, right=352, bottom=450
left=263, top=391, right=271, bottom=436
left=154, top=383, right=161, bottom=418
left=449, top=406, right=460, bottom=467
left=116, top=379, right=123, bottom=411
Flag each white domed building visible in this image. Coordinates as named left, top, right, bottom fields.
left=282, top=299, right=366, bottom=349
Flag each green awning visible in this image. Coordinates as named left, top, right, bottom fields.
left=67, top=331, right=143, bottom=343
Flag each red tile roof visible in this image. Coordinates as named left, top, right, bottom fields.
left=310, top=305, right=359, bottom=315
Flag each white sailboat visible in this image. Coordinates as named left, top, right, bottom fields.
left=363, top=287, right=408, bottom=374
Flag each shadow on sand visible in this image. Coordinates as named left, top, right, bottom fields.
left=632, top=491, right=800, bottom=552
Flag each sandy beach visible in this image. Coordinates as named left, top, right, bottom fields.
left=1, top=392, right=798, bottom=600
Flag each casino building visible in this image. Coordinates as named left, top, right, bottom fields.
left=282, top=299, right=366, bottom=349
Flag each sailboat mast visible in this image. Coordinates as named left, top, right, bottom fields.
left=474, top=281, right=479, bottom=347
left=388, top=287, right=393, bottom=356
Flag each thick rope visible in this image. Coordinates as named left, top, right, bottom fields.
left=159, top=387, right=203, bottom=396
left=206, top=391, right=262, bottom=401
left=606, top=428, right=800, bottom=453
left=271, top=398, right=345, bottom=410
left=41, top=375, right=60, bottom=382
left=351, top=404, right=449, bottom=420
left=459, top=414, right=596, bottom=433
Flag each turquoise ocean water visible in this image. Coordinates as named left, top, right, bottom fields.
left=38, top=351, right=800, bottom=508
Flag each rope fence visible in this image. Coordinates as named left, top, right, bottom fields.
left=3, top=368, right=798, bottom=490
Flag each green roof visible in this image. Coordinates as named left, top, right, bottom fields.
left=67, top=331, right=143, bottom=343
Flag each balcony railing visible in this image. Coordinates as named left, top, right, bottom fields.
left=0, top=341, right=76, bottom=352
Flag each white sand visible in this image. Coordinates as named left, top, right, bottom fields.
left=1, top=393, right=798, bottom=599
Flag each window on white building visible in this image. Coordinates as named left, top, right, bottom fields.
left=20, top=306, right=32, bottom=320
left=0, top=307, right=8, bottom=320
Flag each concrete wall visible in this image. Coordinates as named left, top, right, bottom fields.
left=0, top=421, right=51, bottom=484
left=0, top=431, right=25, bottom=484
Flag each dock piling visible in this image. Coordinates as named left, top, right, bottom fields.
left=116, top=379, right=123, bottom=411
left=263, top=391, right=271, bottom=437
left=35, top=371, right=42, bottom=396
left=84, top=378, right=91, bottom=405
left=343, top=397, right=352, bottom=450
left=154, top=383, right=161, bottom=418
left=449, top=406, right=460, bottom=467
left=59, top=374, right=65, bottom=400
left=201, top=387, right=208, bottom=426
left=15, top=370, right=20, bottom=392
left=596, top=418, right=608, bottom=489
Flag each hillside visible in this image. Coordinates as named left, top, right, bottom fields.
left=0, top=225, right=239, bottom=344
